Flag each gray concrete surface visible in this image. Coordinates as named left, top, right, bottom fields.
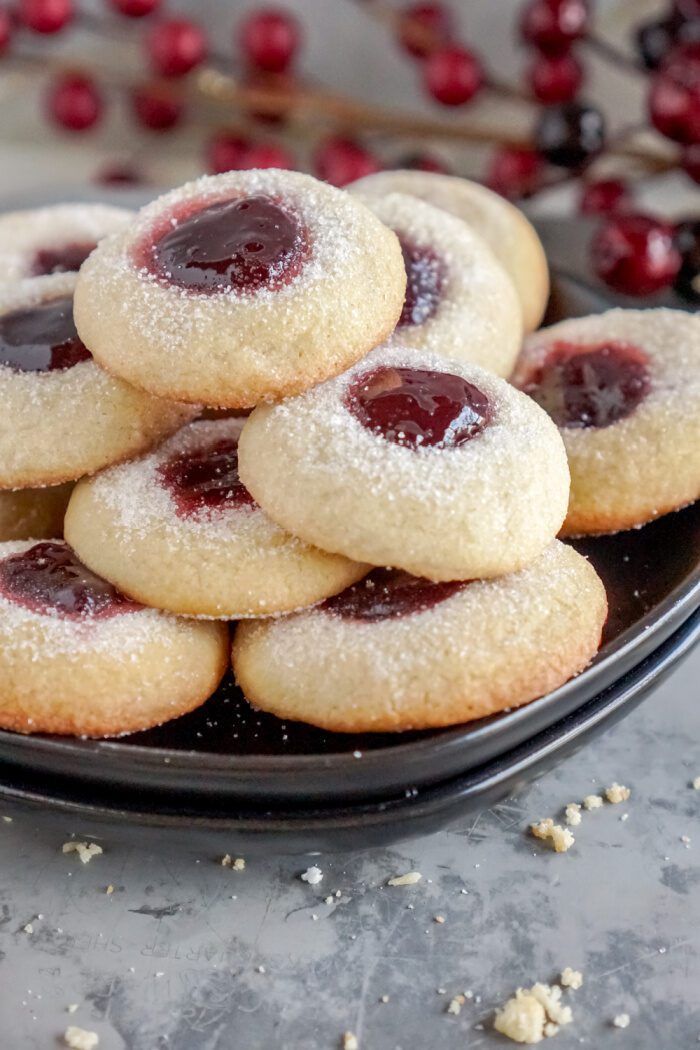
left=0, top=649, right=698, bottom=1049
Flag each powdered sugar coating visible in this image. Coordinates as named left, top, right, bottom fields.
left=349, top=170, right=549, bottom=332
left=0, top=274, right=196, bottom=488
left=0, top=204, right=133, bottom=286
left=513, top=309, right=700, bottom=535
left=74, top=170, right=406, bottom=407
left=64, top=419, right=368, bottom=618
left=233, top=541, right=607, bottom=732
left=238, top=344, right=570, bottom=580
left=355, top=192, right=522, bottom=375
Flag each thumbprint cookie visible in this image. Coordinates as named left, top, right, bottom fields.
left=354, top=191, right=522, bottom=375
left=233, top=541, right=607, bottom=733
left=238, top=346, right=570, bottom=581
left=512, top=309, right=700, bottom=535
left=0, top=483, right=73, bottom=542
left=350, top=170, right=549, bottom=333
left=0, top=540, right=228, bottom=736
left=0, top=203, right=132, bottom=285
left=73, top=170, right=407, bottom=408
left=65, top=418, right=369, bottom=619
left=0, top=273, right=196, bottom=489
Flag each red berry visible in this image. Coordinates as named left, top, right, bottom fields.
left=0, top=9, right=12, bottom=54
left=579, top=178, right=630, bottom=215
left=95, top=161, right=143, bottom=185
left=206, top=131, right=249, bottom=174
left=649, top=42, right=700, bottom=144
left=238, top=9, right=300, bottom=74
left=520, top=0, right=588, bottom=55
left=315, top=137, right=381, bottom=187
left=424, top=45, right=483, bottom=106
left=486, top=147, right=543, bottom=199
left=132, top=84, right=183, bottom=130
left=398, top=2, right=452, bottom=59
left=239, top=143, right=294, bottom=170
left=529, top=51, right=583, bottom=103
left=20, top=0, right=73, bottom=33
left=682, top=143, right=700, bottom=182
left=47, top=73, right=102, bottom=131
left=591, top=213, right=681, bottom=296
left=109, top=0, right=161, bottom=16
left=146, top=18, right=207, bottom=78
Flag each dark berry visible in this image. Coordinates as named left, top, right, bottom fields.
left=520, top=0, right=589, bottom=56
left=529, top=51, right=583, bottom=103
left=398, top=2, right=452, bottom=59
left=486, top=147, right=543, bottom=199
left=682, top=143, right=700, bottom=182
left=146, top=18, right=207, bottom=78
left=109, top=0, right=160, bottom=15
left=47, top=74, right=103, bottom=131
left=535, top=100, right=605, bottom=168
left=315, top=137, right=381, bottom=186
left=424, top=44, right=483, bottom=105
left=20, top=0, right=73, bottom=33
left=673, top=218, right=700, bottom=303
left=591, top=213, right=681, bottom=296
left=206, top=131, right=248, bottom=174
left=579, top=178, right=630, bottom=215
left=132, top=84, right=183, bottom=130
left=238, top=9, right=300, bottom=73
left=649, top=41, right=700, bottom=144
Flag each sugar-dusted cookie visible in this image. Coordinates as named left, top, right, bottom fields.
left=0, top=540, right=228, bottom=736
left=74, top=170, right=407, bottom=408
left=0, top=483, right=73, bottom=542
left=0, top=203, right=132, bottom=285
left=350, top=170, right=549, bottom=333
left=65, top=418, right=369, bottom=619
left=354, top=191, right=522, bottom=375
left=512, top=309, right=700, bottom=535
left=0, top=274, right=196, bottom=488
left=238, top=345, right=570, bottom=581
left=233, top=541, right=607, bottom=732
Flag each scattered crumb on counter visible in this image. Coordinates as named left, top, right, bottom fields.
left=387, top=871, right=422, bottom=886
left=62, top=842, right=103, bottom=864
left=221, top=855, right=245, bottom=870
left=494, top=982, right=573, bottom=1044
left=583, top=795, right=604, bottom=811
left=564, top=804, right=582, bottom=827
left=342, top=1031, right=358, bottom=1050
left=560, top=968, right=583, bottom=990
left=434, top=914, right=446, bottom=924
left=23, top=922, right=33, bottom=934
left=543, top=1023, right=559, bottom=1037
left=380, top=995, right=389, bottom=1004
left=605, top=783, right=631, bottom=804
left=64, top=1026, right=99, bottom=1049
left=301, top=865, right=323, bottom=885
left=613, top=1014, right=631, bottom=1029
left=447, top=995, right=465, bottom=1015
left=692, top=776, right=700, bottom=790
left=67, top=1005, right=79, bottom=1014
left=2, top=815, right=13, bottom=823
left=105, top=885, right=114, bottom=895
left=531, top=819, right=575, bottom=853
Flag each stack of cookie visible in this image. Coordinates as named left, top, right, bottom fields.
left=0, top=169, right=697, bottom=737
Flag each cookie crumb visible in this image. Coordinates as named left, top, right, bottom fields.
left=531, top=819, right=575, bottom=853
left=583, top=795, right=603, bottom=811
left=434, top=914, right=446, bottom=924
left=256, top=965, right=266, bottom=974
left=564, top=804, right=582, bottom=827
left=67, top=1005, right=79, bottom=1014
left=23, top=922, right=33, bottom=934
left=692, top=776, right=700, bottom=790
left=681, top=835, right=691, bottom=846
left=2, top=815, right=13, bottom=823
left=605, top=783, right=631, bottom=805
left=494, top=982, right=573, bottom=1044
left=64, top=1027, right=99, bottom=1049
left=62, top=841, right=103, bottom=864
left=613, top=1014, right=630, bottom=1029
left=560, top=968, right=583, bottom=990
left=380, top=994, right=389, bottom=1003
left=447, top=994, right=465, bottom=1015
left=387, top=871, right=422, bottom=886
left=301, top=865, right=323, bottom=885
left=544, top=1022, right=559, bottom=1037
left=105, top=885, right=114, bottom=896
left=342, top=1032, right=358, bottom=1050
left=221, top=854, right=245, bottom=870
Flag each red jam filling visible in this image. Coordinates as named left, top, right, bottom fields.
left=31, top=241, right=96, bottom=277
left=322, top=568, right=466, bottom=621
left=398, top=237, right=444, bottom=327
left=0, top=296, right=91, bottom=373
left=143, top=195, right=308, bottom=293
left=157, top=437, right=255, bottom=517
left=345, top=366, right=491, bottom=449
left=522, top=340, right=651, bottom=429
left=0, top=542, right=140, bottom=620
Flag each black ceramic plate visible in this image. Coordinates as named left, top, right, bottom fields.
left=0, top=199, right=698, bottom=809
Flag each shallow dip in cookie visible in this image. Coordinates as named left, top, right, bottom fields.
left=232, top=541, right=608, bottom=733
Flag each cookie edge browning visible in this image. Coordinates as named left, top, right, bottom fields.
left=232, top=542, right=608, bottom=733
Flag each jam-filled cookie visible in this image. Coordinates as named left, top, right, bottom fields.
left=512, top=309, right=700, bottom=536
left=65, top=418, right=369, bottom=619
left=233, top=541, right=607, bottom=732
left=238, top=346, right=570, bottom=581
left=350, top=170, right=549, bottom=334
left=74, top=170, right=407, bottom=408
left=0, top=203, right=132, bottom=285
left=0, top=483, right=73, bottom=542
left=353, top=191, right=522, bottom=376
left=0, top=274, right=196, bottom=488
left=0, top=540, right=228, bottom=736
